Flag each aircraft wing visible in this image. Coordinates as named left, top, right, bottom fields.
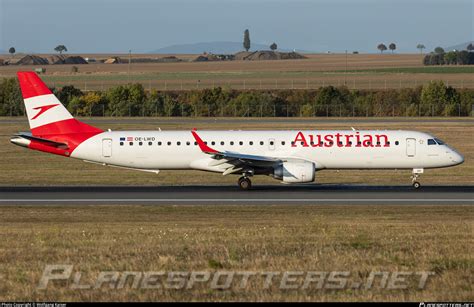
left=191, top=130, right=281, bottom=174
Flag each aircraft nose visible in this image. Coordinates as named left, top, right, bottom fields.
left=451, top=150, right=464, bottom=165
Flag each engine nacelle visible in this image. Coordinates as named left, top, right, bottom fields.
left=273, top=161, right=315, bottom=183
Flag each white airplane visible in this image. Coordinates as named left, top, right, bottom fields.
left=11, top=72, right=464, bottom=190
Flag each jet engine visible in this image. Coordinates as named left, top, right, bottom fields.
left=273, top=160, right=315, bottom=183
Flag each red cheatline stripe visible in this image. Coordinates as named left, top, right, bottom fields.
left=17, top=71, right=53, bottom=99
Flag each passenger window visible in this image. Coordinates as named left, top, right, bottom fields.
left=177, top=142, right=181, bottom=146
left=139, top=142, right=143, bottom=146
left=239, top=141, right=243, bottom=145
left=211, top=141, right=215, bottom=145
left=186, top=141, right=190, bottom=145
left=260, top=141, right=264, bottom=145
left=249, top=141, right=253, bottom=145
left=158, top=141, right=162, bottom=146
left=221, top=141, right=225, bottom=145
left=230, top=141, right=234, bottom=145
left=167, top=141, right=171, bottom=146
left=281, top=141, right=285, bottom=145
left=395, top=141, right=399, bottom=145
left=148, top=142, right=152, bottom=146
left=129, top=142, right=133, bottom=146
left=194, top=142, right=197, bottom=145
left=427, top=139, right=436, bottom=145
left=270, top=141, right=274, bottom=146
left=120, top=142, right=124, bottom=146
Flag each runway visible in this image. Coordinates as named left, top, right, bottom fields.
left=0, top=185, right=473, bottom=205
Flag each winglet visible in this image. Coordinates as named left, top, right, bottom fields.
left=191, top=130, right=219, bottom=154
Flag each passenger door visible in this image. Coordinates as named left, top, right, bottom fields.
left=406, top=138, right=416, bottom=157
left=102, top=138, right=112, bottom=157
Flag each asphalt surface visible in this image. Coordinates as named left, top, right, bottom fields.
left=0, top=185, right=473, bottom=205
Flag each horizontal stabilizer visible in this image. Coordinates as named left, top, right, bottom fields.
left=13, top=133, right=69, bottom=149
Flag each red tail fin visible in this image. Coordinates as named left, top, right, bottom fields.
left=16, top=71, right=103, bottom=156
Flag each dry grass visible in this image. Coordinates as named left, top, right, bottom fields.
left=0, top=205, right=472, bottom=301
left=2, top=54, right=472, bottom=90
left=0, top=117, right=473, bottom=186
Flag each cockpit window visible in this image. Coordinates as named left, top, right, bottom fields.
left=427, top=139, right=437, bottom=145
left=434, top=138, right=445, bottom=145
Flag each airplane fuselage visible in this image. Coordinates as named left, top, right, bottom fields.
left=71, top=130, right=463, bottom=172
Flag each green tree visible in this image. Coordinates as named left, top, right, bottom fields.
left=0, top=78, right=23, bottom=116
left=270, top=42, right=277, bottom=51
left=377, top=43, right=387, bottom=53
left=66, top=96, right=84, bottom=116
left=8, top=47, right=15, bottom=58
left=106, top=85, right=131, bottom=116
left=444, top=51, right=457, bottom=65
left=420, top=81, right=458, bottom=116
left=457, top=50, right=470, bottom=65
left=163, top=95, right=179, bottom=117
left=466, top=43, right=474, bottom=52
left=243, top=29, right=251, bottom=52
left=388, top=43, right=396, bottom=53
left=56, top=85, right=83, bottom=108
left=416, top=44, right=425, bottom=55
left=434, top=47, right=445, bottom=54
left=54, top=45, right=68, bottom=54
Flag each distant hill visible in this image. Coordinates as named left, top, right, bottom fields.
left=445, top=41, right=474, bottom=51
left=149, top=41, right=304, bottom=54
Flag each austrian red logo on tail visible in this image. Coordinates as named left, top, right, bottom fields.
left=31, top=104, right=59, bottom=120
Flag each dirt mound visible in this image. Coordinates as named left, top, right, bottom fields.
left=280, top=52, right=306, bottom=60
left=47, top=55, right=66, bottom=64
left=193, top=55, right=211, bottom=62
left=158, top=56, right=183, bottom=63
left=193, top=53, right=224, bottom=62
left=47, top=55, right=88, bottom=64
left=64, top=56, right=88, bottom=64
left=16, top=55, right=49, bottom=65
left=104, top=57, right=122, bottom=64
left=130, top=56, right=183, bottom=63
left=234, top=50, right=306, bottom=61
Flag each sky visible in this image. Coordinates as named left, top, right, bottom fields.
left=0, top=0, right=472, bottom=54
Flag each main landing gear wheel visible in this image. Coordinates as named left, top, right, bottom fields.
left=238, top=176, right=252, bottom=190
left=412, top=181, right=421, bottom=189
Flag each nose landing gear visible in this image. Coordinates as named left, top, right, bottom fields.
left=411, top=168, right=423, bottom=189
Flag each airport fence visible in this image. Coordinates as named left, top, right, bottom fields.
left=4, top=102, right=472, bottom=118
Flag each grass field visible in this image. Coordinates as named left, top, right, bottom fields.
left=0, top=204, right=472, bottom=301
left=0, top=117, right=472, bottom=301
left=1, top=54, right=473, bottom=90
left=0, top=117, right=473, bottom=186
